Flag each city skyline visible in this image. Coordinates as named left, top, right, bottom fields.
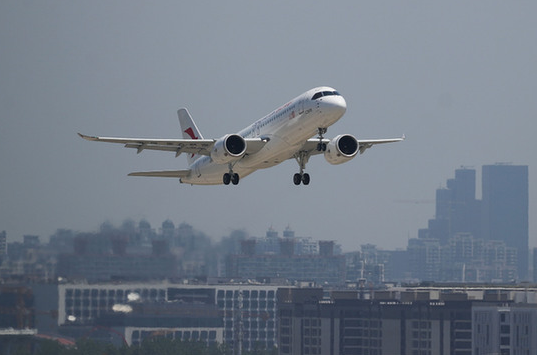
left=1, top=164, right=533, bottom=255
left=3, top=163, right=533, bottom=284
left=1, top=2, right=535, bottom=251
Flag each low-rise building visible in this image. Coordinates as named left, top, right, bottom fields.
left=473, top=304, right=536, bottom=355
left=57, top=281, right=282, bottom=352
left=277, top=285, right=536, bottom=355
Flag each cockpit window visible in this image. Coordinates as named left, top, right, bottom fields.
left=311, top=91, right=340, bottom=100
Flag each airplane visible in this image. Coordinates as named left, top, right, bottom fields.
left=79, top=86, right=404, bottom=186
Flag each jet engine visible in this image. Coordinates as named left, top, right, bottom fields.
left=210, top=134, right=247, bottom=164
left=324, top=134, right=359, bottom=165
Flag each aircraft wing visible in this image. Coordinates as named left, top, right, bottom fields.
left=128, top=170, right=191, bottom=178
left=78, top=133, right=268, bottom=157
left=244, top=138, right=270, bottom=155
left=356, top=136, right=405, bottom=154
left=78, top=133, right=215, bottom=156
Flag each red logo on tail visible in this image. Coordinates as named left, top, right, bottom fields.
left=184, top=127, right=199, bottom=140
left=184, top=128, right=199, bottom=159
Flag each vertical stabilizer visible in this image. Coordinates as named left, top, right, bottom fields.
left=177, top=108, right=204, bottom=165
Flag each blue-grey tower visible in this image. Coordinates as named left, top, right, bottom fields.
left=482, top=164, right=529, bottom=280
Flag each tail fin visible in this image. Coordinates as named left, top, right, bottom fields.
left=178, top=108, right=204, bottom=165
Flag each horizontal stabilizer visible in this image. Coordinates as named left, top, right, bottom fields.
left=128, top=170, right=191, bottom=178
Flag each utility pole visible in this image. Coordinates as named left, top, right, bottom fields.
left=235, top=289, right=243, bottom=355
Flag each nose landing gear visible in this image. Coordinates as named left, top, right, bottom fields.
left=316, top=127, right=327, bottom=152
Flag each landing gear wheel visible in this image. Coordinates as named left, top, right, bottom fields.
left=317, top=143, right=327, bottom=152
left=293, top=173, right=310, bottom=185
left=231, top=173, right=240, bottom=185
left=293, top=150, right=312, bottom=186
left=316, top=128, right=328, bottom=151
left=302, top=173, right=310, bottom=185
left=223, top=173, right=231, bottom=185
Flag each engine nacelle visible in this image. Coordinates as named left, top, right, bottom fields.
left=210, top=134, right=247, bottom=164
left=324, top=134, right=359, bottom=165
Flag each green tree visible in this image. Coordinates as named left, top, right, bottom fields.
left=36, top=339, right=70, bottom=355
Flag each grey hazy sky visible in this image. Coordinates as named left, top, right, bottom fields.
left=0, top=1, right=535, bottom=250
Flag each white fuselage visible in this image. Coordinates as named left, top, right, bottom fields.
left=181, top=87, right=347, bottom=185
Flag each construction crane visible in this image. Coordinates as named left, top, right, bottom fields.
left=394, top=199, right=434, bottom=205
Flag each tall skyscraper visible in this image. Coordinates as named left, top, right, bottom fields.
left=0, top=231, right=6, bottom=262
left=482, top=164, right=529, bottom=280
left=426, top=168, right=481, bottom=243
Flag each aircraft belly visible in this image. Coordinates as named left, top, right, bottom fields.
left=181, top=160, right=255, bottom=185
left=238, top=135, right=297, bottom=169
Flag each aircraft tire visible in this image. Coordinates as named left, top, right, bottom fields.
left=223, top=173, right=231, bottom=185
left=231, top=173, right=240, bottom=185
left=302, top=173, right=310, bottom=185
left=293, top=173, right=302, bottom=185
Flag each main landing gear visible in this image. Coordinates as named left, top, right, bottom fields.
left=292, top=127, right=328, bottom=185
left=293, top=151, right=310, bottom=186
left=293, top=172, right=310, bottom=185
left=223, top=172, right=239, bottom=185
left=223, top=163, right=239, bottom=185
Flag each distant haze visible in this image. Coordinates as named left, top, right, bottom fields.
left=0, top=2, right=535, bottom=251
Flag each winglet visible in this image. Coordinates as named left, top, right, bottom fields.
left=78, top=133, right=98, bottom=141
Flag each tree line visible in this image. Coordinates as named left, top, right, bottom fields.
left=14, top=338, right=278, bottom=355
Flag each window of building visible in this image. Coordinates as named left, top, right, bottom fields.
left=209, top=331, right=216, bottom=340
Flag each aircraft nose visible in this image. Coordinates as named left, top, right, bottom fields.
left=322, top=95, right=347, bottom=117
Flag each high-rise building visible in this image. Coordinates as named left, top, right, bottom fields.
left=227, top=239, right=345, bottom=285
left=413, top=165, right=529, bottom=282
left=0, top=231, right=6, bottom=262
left=531, top=247, right=538, bottom=283
left=431, top=168, right=481, bottom=243
left=482, top=164, right=529, bottom=280
left=407, top=237, right=441, bottom=281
